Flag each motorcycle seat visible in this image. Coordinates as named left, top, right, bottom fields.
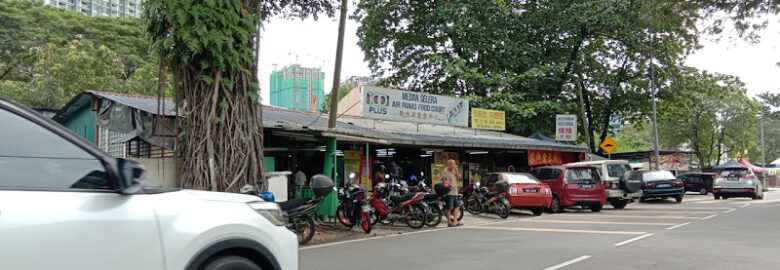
left=277, top=198, right=311, bottom=212
left=485, top=191, right=499, bottom=198
left=390, top=193, right=416, bottom=204
left=423, top=193, right=440, bottom=202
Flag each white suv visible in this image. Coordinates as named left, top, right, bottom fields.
left=567, top=160, right=643, bottom=209
left=0, top=97, right=297, bottom=270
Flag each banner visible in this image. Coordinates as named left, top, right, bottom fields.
left=361, top=86, right=470, bottom=127
left=528, top=150, right=563, bottom=166
left=555, top=114, right=577, bottom=141
left=471, top=108, right=506, bottom=131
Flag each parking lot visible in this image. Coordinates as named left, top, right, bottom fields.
left=302, top=191, right=780, bottom=270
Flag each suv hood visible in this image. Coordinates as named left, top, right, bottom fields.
left=181, top=189, right=262, bottom=203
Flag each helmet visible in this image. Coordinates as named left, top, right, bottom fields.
left=408, top=174, right=419, bottom=186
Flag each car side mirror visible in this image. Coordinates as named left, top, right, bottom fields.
left=118, top=158, right=145, bottom=194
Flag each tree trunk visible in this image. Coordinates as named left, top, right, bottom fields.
left=580, top=80, right=596, bottom=153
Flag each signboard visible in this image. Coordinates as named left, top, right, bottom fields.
left=361, top=86, right=470, bottom=127
left=600, top=137, right=617, bottom=154
left=471, top=108, right=506, bottom=131
left=555, top=114, right=577, bottom=141
left=528, top=150, right=563, bottom=166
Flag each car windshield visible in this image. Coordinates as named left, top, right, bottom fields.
left=642, top=171, right=676, bottom=182
left=607, top=164, right=632, bottom=178
left=504, top=173, right=541, bottom=184
left=565, top=168, right=601, bottom=184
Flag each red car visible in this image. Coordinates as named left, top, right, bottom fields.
left=484, top=172, right=552, bottom=216
left=529, top=165, right=606, bottom=213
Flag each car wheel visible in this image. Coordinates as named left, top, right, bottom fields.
left=714, top=194, right=721, bottom=200
left=547, top=196, right=562, bottom=213
left=639, top=197, right=646, bottom=203
left=202, top=255, right=261, bottom=270
left=531, top=207, right=544, bottom=216
left=590, top=204, right=603, bottom=212
left=699, top=188, right=708, bottom=195
left=610, top=199, right=628, bottom=209
left=675, top=195, right=683, bottom=203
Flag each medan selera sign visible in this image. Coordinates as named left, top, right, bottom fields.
left=361, top=86, right=470, bottom=127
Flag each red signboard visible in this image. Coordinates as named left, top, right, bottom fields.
left=528, top=150, right=564, bottom=166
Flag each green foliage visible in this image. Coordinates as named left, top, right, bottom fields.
left=468, top=92, right=576, bottom=136
left=321, top=83, right=356, bottom=113
left=614, top=122, right=653, bottom=153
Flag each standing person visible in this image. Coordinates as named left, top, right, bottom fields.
left=389, top=161, right=404, bottom=181
left=441, top=159, right=462, bottom=227
left=374, top=165, right=387, bottom=184
left=507, top=165, right=516, bottom=173
left=295, top=168, right=307, bottom=198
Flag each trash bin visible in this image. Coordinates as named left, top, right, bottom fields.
left=266, top=171, right=292, bottom=202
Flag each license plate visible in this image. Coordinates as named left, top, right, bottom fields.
left=362, top=205, right=372, bottom=212
left=523, top=188, right=539, bottom=193
left=580, top=184, right=593, bottom=189
left=657, top=184, right=671, bottom=188
left=727, top=177, right=739, bottom=181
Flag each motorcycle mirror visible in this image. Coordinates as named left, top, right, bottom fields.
left=349, top=172, right=356, bottom=179
left=421, top=172, right=425, bottom=177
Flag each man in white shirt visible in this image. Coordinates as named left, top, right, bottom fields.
left=295, top=169, right=307, bottom=197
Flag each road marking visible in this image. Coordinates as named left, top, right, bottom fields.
left=559, top=214, right=699, bottom=219
left=604, top=210, right=718, bottom=214
left=701, top=214, right=717, bottom=220
left=633, top=207, right=733, bottom=210
left=693, top=200, right=730, bottom=204
left=614, top=233, right=654, bottom=246
left=723, top=209, right=736, bottom=213
left=543, top=255, right=592, bottom=270
left=300, top=216, right=529, bottom=250
left=741, top=204, right=750, bottom=208
left=467, top=226, right=646, bottom=235
left=730, top=199, right=780, bottom=204
left=666, top=222, right=691, bottom=230
left=521, top=220, right=676, bottom=226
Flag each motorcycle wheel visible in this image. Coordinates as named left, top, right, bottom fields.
left=405, top=204, right=426, bottom=229
left=466, top=198, right=483, bottom=215
left=457, top=200, right=464, bottom=221
left=291, top=214, right=315, bottom=245
left=336, top=204, right=353, bottom=227
left=360, top=211, right=372, bottom=234
left=496, top=201, right=510, bottom=219
left=425, top=204, right=443, bottom=227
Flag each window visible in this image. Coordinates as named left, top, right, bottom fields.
left=504, top=173, right=541, bottom=184
left=486, top=174, right=499, bottom=187
left=607, top=164, right=632, bottom=178
left=565, top=168, right=602, bottom=184
left=536, top=169, right=553, bottom=180
left=0, top=108, right=111, bottom=190
left=98, top=126, right=127, bottom=158
left=550, top=169, right=562, bottom=179
left=642, top=171, right=676, bottom=182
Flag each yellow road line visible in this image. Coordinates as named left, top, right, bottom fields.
left=521, top=219, right=677, bottom=226
left=605, top=210, right=718, bottom=214
left=558, top=214, right=700, bottom=219
left=633, top=207, right=733, bottom=210
left=466, top=226, right=647, bottom=235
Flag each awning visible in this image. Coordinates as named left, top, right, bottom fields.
left=738, top=158, right=768, bottom=174
left=712, top=160, right=746, bottom=170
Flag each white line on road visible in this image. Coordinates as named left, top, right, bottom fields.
left=542, top=255, right=592, bottom=270
left=723, top=209, right=736, bottom=213
left=741, top=204, right=750, bottom=208
left=666, top=222, right=691, bottom=230
left=614, top=233, right=654, bottom=246
left=701, top=214, right=717, bottom=220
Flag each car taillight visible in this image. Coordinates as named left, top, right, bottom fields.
left=714, top=187, right=722, bottom=193
left=673, top=181, right=684, bottom=187
left=746, top=187, right=755, bottom=193
left=604, top=181, right=611, bottom=189
left=545, top=187, right=551, bottom=195
left=357, top=193, right=365, bottom=200
left=509, top=186, right=518, bottom=195
left=745, top=174, right=756, bottom=179
left=644, top=182, right=656, bottom=189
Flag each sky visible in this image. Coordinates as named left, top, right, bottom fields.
left=257, top=10, right=780, bottom=105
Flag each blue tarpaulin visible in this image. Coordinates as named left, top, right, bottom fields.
left=712, top=160, right=747, bottom=170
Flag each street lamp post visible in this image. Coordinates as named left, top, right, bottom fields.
left=650, top=34, right=661, bottom=171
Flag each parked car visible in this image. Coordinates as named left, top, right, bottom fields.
left=633, top=170, right=685, bottom=202
left=567, top=160, right=643, bottom=209
left=484, top=172, right=552, bottom=215
left=713, top=168, right=764, bottom=200
left=678, top=173, right=715, bottom=195
left=529, top=166, right=606, bottom=213
left=0, top=97, right=297, bottom=270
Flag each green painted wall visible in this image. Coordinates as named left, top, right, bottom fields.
left=264, top=156, right=275, bottom=172
left=63, top=106, right=96, bottom=144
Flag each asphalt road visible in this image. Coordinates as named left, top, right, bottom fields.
left=301, top=191, right=780, bottom=270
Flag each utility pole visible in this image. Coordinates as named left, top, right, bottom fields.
left=324, top=0, right=347, bottom=180
left=650, top=33, right=661, bottom=171
left=761, top=116, right=766, bottom=187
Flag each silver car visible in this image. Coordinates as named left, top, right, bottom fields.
left=713, top=169, right=764, bottom=200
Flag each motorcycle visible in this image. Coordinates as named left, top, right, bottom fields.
left=465, top=180, right=511, bottom=219
left=336, top=172, right=372, bottom=234
left=410, top=172, right=462, bottom=227
left=241, top=174, right=334, bottom=245
left=369, top=182, right=428, bottom=229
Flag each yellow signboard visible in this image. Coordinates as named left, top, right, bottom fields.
left=471, top=108, right=506, bottom=131
left=600, top=137, right=618, bottom=154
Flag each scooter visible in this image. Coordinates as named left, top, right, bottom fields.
left=465, top=180, right=511, bottom=219
left=369, top=182, right=428, bottom=229
left=411, top=172, right=462, bottom=227
left=336, top=172, right=372, bottom=234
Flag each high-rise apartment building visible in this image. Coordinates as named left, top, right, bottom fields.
left=270, top=64, right=325, bottom=112
left=45, top=0, right=143, bottom=18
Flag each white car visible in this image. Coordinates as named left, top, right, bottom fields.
left=0, top=97, right=298, bottom=270
left=567, top=160, right=643, bottom=209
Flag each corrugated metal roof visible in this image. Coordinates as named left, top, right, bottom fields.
left=87, top=91, right=179, bottom=116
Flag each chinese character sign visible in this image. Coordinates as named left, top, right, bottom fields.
left=361, top=86, right=470, bottom=127
left=528, top=150, right=564, bottom=166
left=555, top=114, right=578, bottom=141
left=471, top=108, right=506, bottom=131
